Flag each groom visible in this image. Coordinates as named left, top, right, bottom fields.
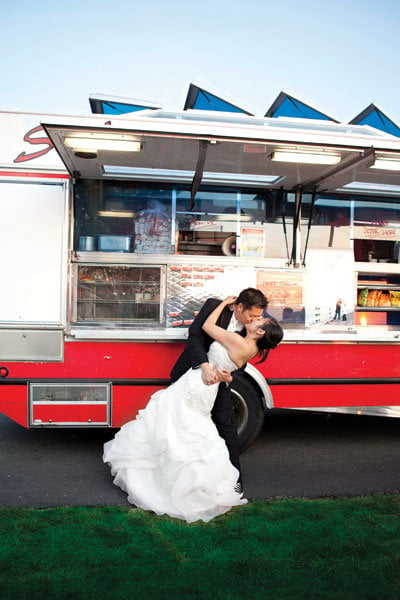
left=170, top=287, right=268, bottom=486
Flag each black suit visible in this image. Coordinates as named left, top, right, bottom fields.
left=170, top=298, right=242, bottom=480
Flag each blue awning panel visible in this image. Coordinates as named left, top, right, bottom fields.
left=184, top=83, right=253, bottom=115
left=349, top=104, right=400, bottom=138
left=93, top=101, right=149, bottom=114
left=265, top=92, right=338, bottom=122
left=89, top=94, right=161, bottom=115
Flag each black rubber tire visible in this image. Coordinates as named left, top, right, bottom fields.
left=230, top=375, right=265, bottom=452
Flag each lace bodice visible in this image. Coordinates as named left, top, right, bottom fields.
left=207, top=341, right=238, bottom=372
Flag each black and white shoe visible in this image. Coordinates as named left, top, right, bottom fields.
left=234, top=482, right=243, bottom=495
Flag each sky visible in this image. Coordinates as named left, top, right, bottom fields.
left=1, top=0, right=400, bottom=124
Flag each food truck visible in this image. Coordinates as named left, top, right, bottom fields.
left=1, top=92, right=400, bottom=450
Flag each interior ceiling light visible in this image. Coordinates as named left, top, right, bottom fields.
left=97, top=210, right=135, bottom=218
left=103, top=166, right=284, bottom=186
left=336, top=182, right=400, bottom=194
left=64, top=135, right=141, bottom=152
left=370, top=156, right=400, bottom=171
left=271, top=149, right=341, bottom=165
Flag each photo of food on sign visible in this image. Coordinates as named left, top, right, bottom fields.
left=166, top=264, right=255, bottom=327
left=240, top=227, right=265, bottom=257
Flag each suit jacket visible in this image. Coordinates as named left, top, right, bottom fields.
left=170, top=298, right=234, bottom=382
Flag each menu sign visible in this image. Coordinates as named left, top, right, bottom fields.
left=190, top=220, right=218, bottom=231
left=353, top=225, right=400, bottom=241
left=256, top=271, right=303, bottom=306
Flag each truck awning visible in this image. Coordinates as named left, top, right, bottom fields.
left=41, top=110, right=400, bottom=195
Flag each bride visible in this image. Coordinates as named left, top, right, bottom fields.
left=103, top=295, right=283, bottom=523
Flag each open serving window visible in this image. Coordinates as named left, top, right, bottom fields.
left=74, top=179, right=291, bottom=258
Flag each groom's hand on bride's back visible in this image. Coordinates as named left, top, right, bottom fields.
left=200, top=364, right=232, bottom=385
left=200, top=362, right=220, bottom=385
left=213, top=368, right=232, bottom=384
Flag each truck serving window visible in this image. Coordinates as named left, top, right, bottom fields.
left=74, top=181, right=290, bottom=258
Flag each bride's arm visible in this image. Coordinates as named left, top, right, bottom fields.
left=202, top=295, right=236, bottom=338
left=202, top=296, right=246, bottom=362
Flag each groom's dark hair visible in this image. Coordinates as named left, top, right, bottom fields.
left=234, top=287, right=268, bottom=310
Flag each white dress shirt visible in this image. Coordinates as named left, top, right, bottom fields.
left=227, top=312, right=244, bottom=332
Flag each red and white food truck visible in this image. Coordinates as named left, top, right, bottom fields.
left=1, top=105, right=400, bottom=449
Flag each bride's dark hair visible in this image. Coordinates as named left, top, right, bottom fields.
left=254, top=318, right=284, bottom=364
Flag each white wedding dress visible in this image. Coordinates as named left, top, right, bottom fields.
left=103, top=341, right=247, bottom=523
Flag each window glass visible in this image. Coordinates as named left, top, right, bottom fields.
left=241, top=191, right=268, bottom=222
left=74, top=181, right=173, bottom=254
left=353, top=196, right=400, bottom=263
left=175, top=187, right=289, bottom=258
left=175, top=187, right=239, bottom=256
left=74, top=181, right=290, bottom=258
left=261, top=191, right=293, bottom=259
left=176, top=187, right=238, bottom=214
left=301, top=195, right=351, bottom=253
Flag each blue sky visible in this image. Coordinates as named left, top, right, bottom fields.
left=1, top=0, right=399, bottom=124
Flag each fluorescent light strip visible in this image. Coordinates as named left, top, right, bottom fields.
left=337, top=181, right=400, bottom=194
left=65, top=137, right=141, bottom=152
left=271, top=150, right=341, bottom=165
left=97, top=210, right=135, bottom=217
left=370, top=158, right=400, bottom=171
left=203, top=172, right=284, bottom=185
left=103, top=166, right=284, bottom=186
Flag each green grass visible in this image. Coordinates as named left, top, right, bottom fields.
left=0, top=495, right=399, bottom=600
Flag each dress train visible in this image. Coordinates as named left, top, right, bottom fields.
left=103, top=342, right=247, bottom=523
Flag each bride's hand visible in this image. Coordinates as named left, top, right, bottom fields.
left=214, top=367, right=233, bottom=384
left=200, top=363, right=219, bottom=385
left=223, top=295, right=237, bottom=307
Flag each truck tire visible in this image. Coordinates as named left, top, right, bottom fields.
left=231, top=375, right=265, bottom=452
